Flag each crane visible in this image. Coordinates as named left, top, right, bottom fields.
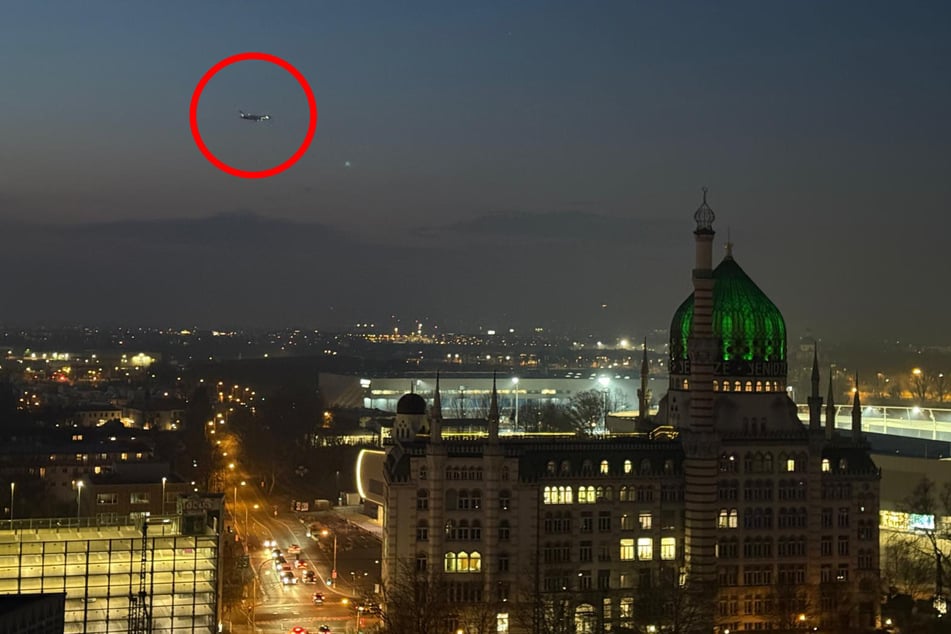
left=128, top=519, right=154, bottom=633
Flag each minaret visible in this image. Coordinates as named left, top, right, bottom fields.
left=682, top=188, right=719, bottom=626
left=807, top=344, right=823, bottom=432
left=687, top=187, right=717, bottom=434
left=488, top=372, right=500, bottom=441
left=825, top=370, right=836, bottom=440
left=638, top=337, right=650, bottom=420
left=852, top=374, right=863, bottom=444
left=431, top=372, right=443, bottom=444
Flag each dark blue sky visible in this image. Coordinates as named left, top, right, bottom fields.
left=1, top=1, right=950, bottom=340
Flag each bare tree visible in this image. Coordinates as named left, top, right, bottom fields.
left=509, top=559, right=575, bottom=634
left=881, top=531, right=934, bottom=600
left=566, top=390, right=606, bottom=435
left=630, top=572, right=715, bottom=634
left=766, top=580, right=811, bottom=633
left=901, top=476, right=951, bottom=599
left=379, top=559, right=453, bottom=634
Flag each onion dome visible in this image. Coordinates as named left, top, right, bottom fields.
left=670, top=248, right=787, bottom=383
left=396, top=393, right=427, bottom=415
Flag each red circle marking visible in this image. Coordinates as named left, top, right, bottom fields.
left=189, top=52, right=318, bottom=179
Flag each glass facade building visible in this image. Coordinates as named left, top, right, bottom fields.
left=0, top=517, right=219, bottom=633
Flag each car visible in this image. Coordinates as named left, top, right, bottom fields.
left=312, top=592, right=324, bottom=605
left=358, top=601, right=382, bottom=615
left=271, top=549, right=282, bottom=559
left=280, top=563, right=293, bottom=573
left=287, top=544, right=301, bottom=555
left=302, top=570, right=317, bottom=584
left=280, top=570, right=297, bottom=585
left=263, top=539, right=277, bottom=548
left=291, top=628, right=309, bottom=634
left=295, top=559, right=308, bottom=569
left=318, top=627, right=331, bottom=633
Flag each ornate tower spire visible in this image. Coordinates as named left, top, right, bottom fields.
left=808, top=343, right=823, bottom=432
left=852, top=373, right=863, bottom=444
left=825, top=368, right=836, bottom=440
left=488, top=372, right=500, bottom=441
left=431, top=372, right=443, bottom=443
left=683, top=187, right=718, bottom=631
left=638, top=337, right=650, bottom=420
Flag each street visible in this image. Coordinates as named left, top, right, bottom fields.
left=226, top=477, right=382, bottom=634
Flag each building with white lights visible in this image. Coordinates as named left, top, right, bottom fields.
left=0, top=494, right=223, bottom=633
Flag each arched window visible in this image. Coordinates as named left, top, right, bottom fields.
left=821, top=458, right=831, bottom=473
left=561, top=460, right=571, bottom=474
left=619, top=486, right=631, bottom=502
left=546, top=460, right=556, bottom=475
left=419, top=465, right=427, bottom=480
left=416, top=521, right=428, bottom=542
left=458, top=520, right=470, bottom=540
left=501, top=466, right=510, bottom=481
left=683, top=379, right=689, bottom=389
left=458, top=489, right=470, bottom=509
left=713, top=381, right=719, bottom=391
left=734, top=381, right=742, bottom=392
left=416, top=489, right=429, bottom=511
left=753, top=453, right=764, bottom=473
left=471, top=490, right=482, bottom=510
left=471, top=520, right=482, bottom=540
left=723, top=381, right=731, bottom=392
left=499, top=490, right=511, bottom=511
left=745, top=381, right=753, bottom=392
left=640, top=459, right=652, bottom=474
left=469, top=551, right=482, bottom=572
left=664, top=459, right=674, bottom=474
left=600, top=460, right=610, bottom=475
left=499, top=520, right=510, bottom=541
left=457, top=551, right=470, bottom=572
left=582, top=460, right=593, bottom=475
left=763, top=453, right=773, bottom=473
left=755, top=380, right=763, bottom=392
left=624, top=460, right=633, bottom=474
left=444, top=552, right=456, bottom=572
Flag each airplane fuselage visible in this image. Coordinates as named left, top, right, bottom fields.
left=239, top=111, right=270, bottom=122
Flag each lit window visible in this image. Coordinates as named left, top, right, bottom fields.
left=821, top=459, right=830, bottom=472
left=786, top=459, right=796, bottom=472
left=130, top=492, right=150, bottom=505
left=600, top=460, right=609, bottom=475
left=624, top=460, right=632, bottom=474
left=639, top=512, right=652, bottom=530
left=619, top=539, right=635, bottom=561
left=637, top=538, right=653, bottom=560
left=661, top=537, right=676, bottom=560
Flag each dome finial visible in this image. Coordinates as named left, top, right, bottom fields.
left=694, top=186, right=715, bottom=233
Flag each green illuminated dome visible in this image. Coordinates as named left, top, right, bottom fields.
left=670, top=251, right=787, bottom=379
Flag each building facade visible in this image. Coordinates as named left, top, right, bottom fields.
left=374, top=195, right=881, bottom=633
left=0, top=495, right=222, bottom=633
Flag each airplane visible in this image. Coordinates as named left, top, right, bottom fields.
left=239, top=110, right=271, bottom=122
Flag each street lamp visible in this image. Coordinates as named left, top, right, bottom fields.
left=161, top=476, right=167, bottom=515
left=597, top=376, right=610, bottom=434
left=76, top=481, right=84, bottom=521
left=321, top=529, right=338, bottom=585
left=512, top=377, right=520, bottom=432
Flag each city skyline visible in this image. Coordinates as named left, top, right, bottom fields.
left=2, top=1, right=949, bottom=339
